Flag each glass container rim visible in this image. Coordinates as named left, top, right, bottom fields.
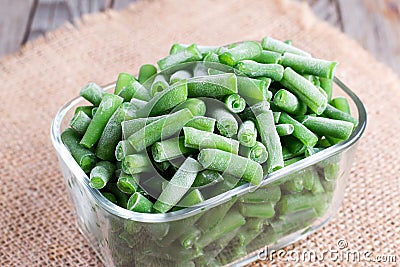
left=50, top=77, right=367, bottom=223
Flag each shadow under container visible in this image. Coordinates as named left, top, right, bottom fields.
left=51, top=78, right=366, bottom=267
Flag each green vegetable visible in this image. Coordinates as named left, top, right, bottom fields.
left=70, top=111, right=91, bottom=135
left=240, top=141, right=268, bottom=164
left=80, top=82, right=105, bottom=106
left=273, top=88, right=307, bottom=115
left=219, top=41, right=262, bottom=66
left=236, top=60, right=284, bottom=81
left=158, top=44, right=202, bottom=71
left=152, top=136, right=195, bottom=162
left=127, top=192, right=153, bottom=213
left=262, top=36, right=311, bottom=57
left=89, top=161, right=116, bottom=189
left=138, top=64, right=157, bottom=84
left=237, top=120, right=257, bottom=147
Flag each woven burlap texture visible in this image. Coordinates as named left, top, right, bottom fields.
left=0, top=0, right=399, bottom=266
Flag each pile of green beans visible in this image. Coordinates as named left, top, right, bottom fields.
left=61, top=37, right=358, bottom=265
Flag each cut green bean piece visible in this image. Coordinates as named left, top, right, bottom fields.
left=153, top=160, right=171, bottom=172
left=299, top=115, right=354, bottom=140
left=270, top=208, right=318, bottom=235
left=198, top=148, right=263, bottom=185
left=240, top=141, right=268, bottom=164
left=237, top=76, right=270, bottom=105
left=256, top=111, right=284, bottom=172
left=138, top=64, right=157, bottom=84
left=281, top=67, right=327, bottom=115
left=178, top=226, right=201, bottom=249
left=61, top=128, right=97, bottom=173
left=203, top=175, right=242, bottom=199
left=262, top=36, right=311, bottom=57
left=330, top=97, right=351, bottom=114
left=323, top=104, right=358, bottom=127
left=80, top=82, right=105, bottom=106
left=196, top=210, right=246, bottom=248
left=219, top=41, right=262, bottom=66
left=273, top=89, right=307, bottom=115
left=169, top=43, right=220, bottom=56
left=187, top=73, right=237, bottom=97
left=273, top=111, right=281, bottom=124
left=183, top=127, right=239, bottom=154
left=302, top=169, right=318, bottom=191
left=114, top=72, right=151, bottom=101
left=136, top=80, right=188, bottom=117
left=305, top=147, right=324, bottom=157
left=281, top=52, right=338, bottom=79
left=224, top=94, right=245, bottom=113
left=237, top=218, right=266, bottom=246
left=311, top=176, right=325, bottom=194
left=193, top=62, right=209, bottom=77
left=117, top=172, right=139, bottom=194
left=151, top=74, right=169, bottom=96
left=127, top=109, right=193, bottom=152
left=80, top=93, right=124, bottom=148
left=281, top=176, right=303, bottom=192
left=115, top=140, right=135, bottom=161
left=74, top=106, right=93, bottom=118
left=185, top=116, right=216, bottom=132
left=193, top=170, right=224, bottom=187
left=158, top=44, right=202, bottom=71
left=253, top=50, right=282, bottom=64
left=281, top=135, right=307, bottom=156
left=121, top=115, right=165, bottom=139
left=152, top=136, right=195, bottom=162
left=129, top=97, right=147, bottom=111
left=70, top=111, right=91, bottom=135
left=277, top=193, right=328, bottom=216
left=122, top=154, right=152, bottom=175
left=275, top=124, right=294, bottom=136
left=89, top=161, right=116, bottom=189
left=240, top=185, right=281, bottom=203
left=197, top=197, right=236, bottom=232
left=96, top=103, right=133, bottom=161
left=170, top=69, right=192, bottom=84
left=237, top=120, right=257, bottom=147
left=279, top=112, right=318, bottom=147
left=177, top=189, right=204, bottom=208
left=203, top=51, right=219, bottom=63
left=324, top=163, right=340, bottom=181
left=236, top=60, right=284, bottom=81
left=239, top=202, right=275, bottom=218
left=303, top=74, right=321, bottom=87
left=319, top=77, right=333, bottom=101
left=153, top=158, right=202, bottom=213
left=207, top=106, right=238, bottom=137
left=173, top=98, right=206, bottom=116
left=127, top=192, right=153, bottom=213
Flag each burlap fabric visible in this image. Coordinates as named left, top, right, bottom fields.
left=0, top=0, right=399, bottom=266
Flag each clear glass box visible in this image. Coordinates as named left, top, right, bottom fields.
left=51, top=78, right=366, bottom=267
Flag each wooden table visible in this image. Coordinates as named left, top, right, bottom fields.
left=1, top=0, right=400, bottom=74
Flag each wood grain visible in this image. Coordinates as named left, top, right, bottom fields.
left=0, top=0, right=35, bottom=55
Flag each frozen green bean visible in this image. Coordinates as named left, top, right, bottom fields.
left=74, top=106, right=93, bottom=118
left=183, top=127, right=239, bottom=154
left=207, top=106, right=238, bottom=137
left=187, top=73, right=237, bottom=98
left=117, top=171, right=139, bottom=194
left=237, top=76, right=271, bottom=105
left=279, top=112, right=318, bottom=147
left=239, top=202, right=275, bottom=218
left=193, top=170, right=224, bottom=187
left=80, top=93, right=124, bottom=148
left=127, top=108, right=193, bottom=152
left=240, top=141, right=268, bottom=164
left=319, top=77, right=333, bottom=101
left=127, top=192, right=153, bottom=213
left=173, top=98, right=206, bottom=116
left=236, top=60, right=284, bottom=81
left=323, top=104, right=358, bottom=127
left=281, top=52, right=338, bottom=79
left=261, top=36, right=311, bottom=57
left=61, top=128, right=97, bottom=173
left=176, top=189, right=204, bottom=208
left=115, top=140, right=135, bottom=161
left=330, top=97, right=351, bottom=114
left=80, top=82, right=105, bottom=106
left=281, top=67, right=327, bottom=115
left=198, top=148, right=263, bottom=185
left=299, top=115, right=354, bottom=140
left=275, top=124, right=294, bottom=136
left=170, top=69, right=192, bottom=84
left=237, top=120, right=257, bottom=147
left=114, top=72, right=151, bottom=101
left=256, top=110, right=284, bottom=172
left=224, top=94, right=245, bottom=113
left=219, top=41, right=262, bottom=66
left=253, top=50, right=282, bottom=64
left=89, top=161, right=116, bottom=189
left=122, top=154, right=152, bottom=175
left=185, top=116, right=216, bottom=132
left=158, top=44, right=202, bottom=71
left=70, top=111, right=91, bottom=135
left=138, top=64, right=157, bottom=84
left=152, top=136, right=195, bottom=162
left=153, top=157, right=202, bottom=213
left=273, top=89, right=307, bottom=115
left=151, top=74, right=169, bottom=96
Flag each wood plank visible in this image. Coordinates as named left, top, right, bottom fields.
left=0, top=0, right=35, bottom=56
left=337, top=0, right=400, bottom=72
left=113, top=0, right=136, bottom=10
left=28, top=0, right=112, bottom=41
